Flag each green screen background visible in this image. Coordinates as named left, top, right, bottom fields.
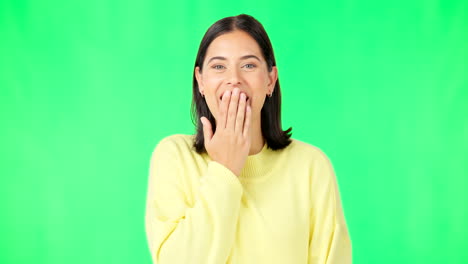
left=1, top=0, right=467, bottom=263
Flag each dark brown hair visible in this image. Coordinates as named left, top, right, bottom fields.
left=191, top=14, right=292, bottom=154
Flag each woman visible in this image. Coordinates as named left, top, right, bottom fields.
left=145, top=14, right=352, bottom=264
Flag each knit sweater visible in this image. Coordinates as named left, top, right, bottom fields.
left=145, top=134, right=352, bottom=264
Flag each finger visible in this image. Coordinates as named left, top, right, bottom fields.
left=226, top=88, right=240, bottom=131
left=243, top=104, right=252, bottom=138
left=219, top=90, right=231, bottom=129
left=235, top=93, right=246, bottom=133
left=200, top=116, right=213, bottom=143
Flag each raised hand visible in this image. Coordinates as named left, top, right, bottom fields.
left=200, top=88, right=252, bottom=177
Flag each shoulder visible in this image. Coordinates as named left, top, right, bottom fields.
left=156, top=134, right=194, bottom=148
left=286, top=137, right=333, bottom=164
left=289, top=139, right=340, bottom=189
left=151, top=134, right=196, bottom=158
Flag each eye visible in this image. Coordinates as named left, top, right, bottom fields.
left=243, top=63, right=256, bottom=69
left=212, top=65, right=225, bottom=70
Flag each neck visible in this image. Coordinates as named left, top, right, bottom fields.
left=249, top=116, right=264, bottom=156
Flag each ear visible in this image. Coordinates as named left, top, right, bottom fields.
left=267, top=66, right=278, bottom=94
left=195, top=66, right=204, bottom=94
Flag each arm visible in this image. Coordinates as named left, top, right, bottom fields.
left=145, top=137, right=243, bottom=264
left=308, top=152, right=352, bottom=264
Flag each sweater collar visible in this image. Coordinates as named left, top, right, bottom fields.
left=200, top=137, right=280, bottom=182
left=238, top=141, right=277, bottom=182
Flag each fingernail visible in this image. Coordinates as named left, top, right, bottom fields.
left=224, top=90, right=230, bottom=97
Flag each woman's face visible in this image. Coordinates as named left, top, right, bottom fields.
left=195, top=30, right=277, bottom=125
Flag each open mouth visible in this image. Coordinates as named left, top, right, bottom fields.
left=219, top=95, right=250, bottom=102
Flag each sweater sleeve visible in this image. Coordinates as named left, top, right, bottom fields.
left=308, top=151, right=352, bottom=264
left=145, top=137, right=244, bottom=264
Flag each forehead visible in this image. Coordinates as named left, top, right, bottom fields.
left=205, top=30, right=262, bottom=59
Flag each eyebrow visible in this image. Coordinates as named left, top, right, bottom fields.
left=206, top=55, right=261, bottom=64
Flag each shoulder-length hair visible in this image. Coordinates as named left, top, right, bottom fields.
left=191, top=14, right=292, bottom=154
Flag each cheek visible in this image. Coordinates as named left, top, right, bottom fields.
left=202, top=73, right=221, bottom=97
left=252, top=95, right=266, bottom=111
left=203, top=72, right=224, bottom=86
left=248, top=71, right=269, bottom=87
left=204, top=78, right=223, bottom=100
left=201, top=83, right=222, bottom=120
left=248, top=74, right=269, bottom=100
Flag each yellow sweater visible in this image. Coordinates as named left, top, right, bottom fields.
left=145, top=134, right=352, bottom=264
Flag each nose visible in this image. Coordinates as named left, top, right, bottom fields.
left=226, top=67, right=241, bottom=86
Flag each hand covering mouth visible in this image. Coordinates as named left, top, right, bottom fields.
left=219, top=94, right=249, bottom=101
